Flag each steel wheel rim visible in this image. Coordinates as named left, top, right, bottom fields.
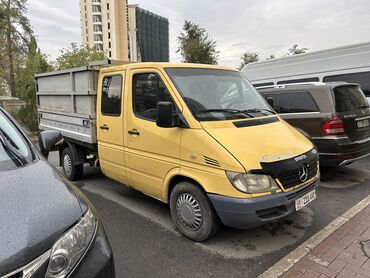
left=176, top=193, right=203, bottom=231
left=63, top=154, right=72, bottom=177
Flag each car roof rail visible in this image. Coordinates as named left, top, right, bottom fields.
left=255, top=82, right=327, bottom=89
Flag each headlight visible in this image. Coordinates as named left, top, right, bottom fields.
left=226, top=171, right=279, bottom=194
left=45, top=209, right=97, bottom=278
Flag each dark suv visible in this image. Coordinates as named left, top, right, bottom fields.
left=257, top=82, right=370, bottom=166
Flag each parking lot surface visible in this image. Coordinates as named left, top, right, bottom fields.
left=49, top=153, right=370, bottom=277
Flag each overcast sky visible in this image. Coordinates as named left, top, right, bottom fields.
left=28, top=0, right=370, bottom=68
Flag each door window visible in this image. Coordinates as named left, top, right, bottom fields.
left=101, top=75, right=123, bottom=116
left=133, top=73, right=175, bottom=121
left=278, top=92, right=319, bottom=113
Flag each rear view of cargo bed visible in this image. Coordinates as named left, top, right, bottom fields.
left=36, top=66, right=100, bottom=144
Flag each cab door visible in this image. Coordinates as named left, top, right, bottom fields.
left=97, top=72, right=127, bottom=184
left=126, top=69, right=181, bottom=199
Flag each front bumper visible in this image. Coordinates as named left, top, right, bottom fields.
left=70, top=220, right=115, bottom=278
left=208, top=179, right=319, bottom=229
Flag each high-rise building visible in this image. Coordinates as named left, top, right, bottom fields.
left=127, top=5, right=169, bottom=62
left=80, top=0, right=129, bottom=61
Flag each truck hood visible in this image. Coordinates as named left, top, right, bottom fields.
left=0, top=159, right=84, bottom=276
left=201, top=117, right=314, bottom=170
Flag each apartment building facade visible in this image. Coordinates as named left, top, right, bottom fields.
left=80, top=0, right=129, bottom=61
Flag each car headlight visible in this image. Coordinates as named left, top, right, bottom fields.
left=45, top=209, right=97, bottom=278
left=226, top=171, right=279, bottom=194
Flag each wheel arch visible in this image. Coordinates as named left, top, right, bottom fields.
left=59, top=141, right=85, bottom=166
left=162, top=169, right=207, bottom=203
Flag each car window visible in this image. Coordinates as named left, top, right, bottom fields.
left=133, top=73, right=175, bottom=121
left=277, top=77, right=319, bottom=85
left=324, top=72, right=370, bottom=98
left=0, top=110, right=35, bottom=171
left=101, top=75, right=123, bottom=116
left=278, top=92, right=319, bottom=113
left=333, top=85, right=369, bottom=112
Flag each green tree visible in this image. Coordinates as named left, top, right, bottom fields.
left=287, top=44, right=308, bottom=55
left=0, top=0, right=33, bottom=97
left=56, top=43, right=106, bottom=70
left=177, top=21, right=219, bottom=64
left=238, top=51, right=259, bottom=70
left=15, top=37, right=51, bottom=132
left=267, top=54, right=275, bottom=60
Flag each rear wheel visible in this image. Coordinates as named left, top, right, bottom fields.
left=170, top=181, right=220, bottom=242
left=62, top=147, right=83, bottom=181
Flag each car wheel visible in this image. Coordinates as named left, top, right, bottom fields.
left=170, top=181, right=220, bottom=242
left=62, top=147, right=83, bottom=181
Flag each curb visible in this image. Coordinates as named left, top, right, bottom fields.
left=259, top=194, right=370, bottom=278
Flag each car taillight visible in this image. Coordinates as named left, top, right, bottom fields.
left=321, top=116, right=346, bottom=136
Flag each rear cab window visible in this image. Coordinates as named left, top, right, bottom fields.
left=333, top=85, right=369, bottom=112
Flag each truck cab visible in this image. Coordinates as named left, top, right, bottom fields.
left=37, top=62, right=319, bottom=241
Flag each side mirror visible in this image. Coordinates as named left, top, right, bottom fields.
left=39, top=130, right=63, bottom=158
left=156, top=102, right=175, bottom=128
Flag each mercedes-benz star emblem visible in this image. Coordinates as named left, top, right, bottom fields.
left=298, top=165, right=308, bottom=182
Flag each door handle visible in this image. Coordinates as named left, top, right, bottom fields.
left=100, top=124, right=109, bottom=130
left=128, top=129, right=140, bottom=135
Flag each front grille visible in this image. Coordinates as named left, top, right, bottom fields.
left=278, top=162, right=318, bottom=190
left=2, top=251, right=50, bottom=278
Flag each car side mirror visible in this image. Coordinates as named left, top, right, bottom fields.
left=39, top=130, right=63, bottom=158
left=156, top=102, right=175, bottom=128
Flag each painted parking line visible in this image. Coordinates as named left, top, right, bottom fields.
left=258, top=194, right=370, bottom=278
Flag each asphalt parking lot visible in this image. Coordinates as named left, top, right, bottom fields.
left=49, top=153, right=370, bottom=278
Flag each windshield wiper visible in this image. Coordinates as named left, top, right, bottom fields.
left=242, top=108, right=276, bottom=115
left=0, top=128, right=26, bottom=166
left=196, top=109, right=254, bottom=118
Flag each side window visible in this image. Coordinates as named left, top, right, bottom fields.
left=101, top=75, right=123, bottom=116
left=278, top=92, right=319, bottom=113
left=277, top=77, right=319, bottom=85
left=133, top=73, right=175, bottom=121
left=324, top=72, right=370, bottom=97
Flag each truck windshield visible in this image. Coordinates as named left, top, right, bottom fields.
left=0, top=110, right=34, bottom=171
left=165, top=68, right=275, bottom=121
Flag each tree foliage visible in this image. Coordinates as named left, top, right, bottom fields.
left=238, top=51, right=259, bottom=70
left=56, top=43, right=106, bottom=70
left=0, top=0, right=33, bottom=97
left=177, top=21, right=219, bottom=64
left=287, top=44, right=308, bottom=55
left=15, top=37, right=51, bottom=132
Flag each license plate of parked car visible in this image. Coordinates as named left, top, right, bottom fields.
left=295, top=190, right=316, bottom=211
left=357, top=119, right=370, bottom=129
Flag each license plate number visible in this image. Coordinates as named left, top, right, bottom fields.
left=357, top=119, right=370, bottom=129
left=295, top=190, right=316, bottom=211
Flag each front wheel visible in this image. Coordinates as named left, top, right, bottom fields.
left=62, top=147, right=83, bottom=181
left=170, top=181, right=220, bottom=242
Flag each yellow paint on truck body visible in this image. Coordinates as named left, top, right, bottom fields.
left=96, top=62, right=317, bottom=202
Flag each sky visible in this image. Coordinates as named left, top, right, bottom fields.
left=27, top=0, right=370, bottom=68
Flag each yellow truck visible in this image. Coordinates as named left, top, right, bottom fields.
left=36, top=61, right=320, bottom=241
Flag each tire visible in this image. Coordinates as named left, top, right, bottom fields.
left=62, top=147, right=83, bottom=181
left=170, top=181, right=220, bottom=242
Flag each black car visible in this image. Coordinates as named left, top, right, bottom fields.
left=258, top=82, right=370, bottom=167
left=0, top=107, right=114, bottom=277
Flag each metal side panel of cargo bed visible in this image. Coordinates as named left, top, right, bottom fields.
left=36, top=67, right=100, bottom=144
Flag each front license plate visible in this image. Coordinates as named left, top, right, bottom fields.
left=357, top=119, right=370, bottom=129
left=295, top=190, right=316, bottom=211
